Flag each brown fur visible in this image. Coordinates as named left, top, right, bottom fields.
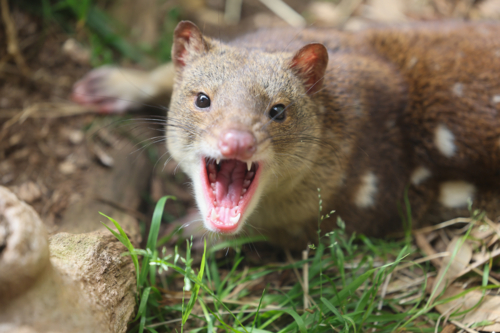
left=73, top=21, right=500, bottom=248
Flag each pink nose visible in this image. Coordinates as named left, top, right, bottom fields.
left=218, top=129, right=256, bottom=160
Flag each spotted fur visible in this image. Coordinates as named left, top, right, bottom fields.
left=165, top=21, right=500, bottom=247
left=74, top=21, right=500, bottom=248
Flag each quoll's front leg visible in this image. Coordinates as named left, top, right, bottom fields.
left=72, top=63, right=175, bottom=113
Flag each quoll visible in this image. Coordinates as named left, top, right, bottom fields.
left=73, top=21, right=500, bottom=247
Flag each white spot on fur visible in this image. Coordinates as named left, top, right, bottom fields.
left=492, top=95, right=500, bottom=104
left=452, top=83, right=464, bottom=97
left=407, top=57, right=418, bottom=69
left=435, top=124, right=456, bottom=157
left=355, top=171, right=377, bottom=208
left=410, top=166, right=431, bottom=185
left=353, top=98, right=363, bottom=116
left=385, top=119, right=395, bottom=129
left=439, top=181, right=476, bottom=208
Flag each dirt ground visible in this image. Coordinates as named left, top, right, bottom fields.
left=0, top=10, right=92, bottom=231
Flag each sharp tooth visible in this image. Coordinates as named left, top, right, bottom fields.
left=216, top=159, right=220, bottom=165
left=229, top=213, right=241, bottom=224
left=210, top=208, right=218, bottom=221
left=247, top=161, right=252, bottom=171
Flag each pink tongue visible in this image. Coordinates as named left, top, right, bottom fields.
left=215, top=160, right=246, bottom=207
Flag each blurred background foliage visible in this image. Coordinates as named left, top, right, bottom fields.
left=12, top=0, right=500, bottom=68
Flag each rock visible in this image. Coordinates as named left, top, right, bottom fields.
left=0, top=186, right=136, bottom=333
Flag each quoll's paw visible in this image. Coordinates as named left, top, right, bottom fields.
left=72, top=66, right=146, bottom=113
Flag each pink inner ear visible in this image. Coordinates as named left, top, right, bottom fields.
left=172, top=21, right=206, bottom=68
left=290, top=43, right=328, bottom=95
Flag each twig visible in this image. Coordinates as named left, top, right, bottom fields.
left=484, top=217, right=500, bottom=243
left=393, top=252, right=450, bottom=272
left=450, top=320, right=479, bottom=333
left=415, top=232, right=443, bottom=268
left=0, top=103, right=99, bottom=119
left=259, top=0, right=306, bottom=27
left=284, top=249, right=316, bottom=309
left=332, top=0, right=363, bottom=27
left=285, top=249, right=305, bottom=290
left=224, top=0, right=243, bottom=24
left=413, top=217, right=475, bottom=234
left=0, top=0, right=30, bottom=77
left=302, top=247, right=309, bottom=309
left=471, top=267, right=500, bottom=285
left=457, top=248, right=500, bottom=279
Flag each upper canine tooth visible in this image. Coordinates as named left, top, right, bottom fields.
left=216, top=159, right=220, bottom=165
left=247, top=161, right=252, bottom=171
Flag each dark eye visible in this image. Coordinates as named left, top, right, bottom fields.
left=195, top=93, right=211, bottom=108
left=268, top=104, right=286, bottom=122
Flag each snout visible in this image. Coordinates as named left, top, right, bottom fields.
left=218, top=129, right=256, bottom=160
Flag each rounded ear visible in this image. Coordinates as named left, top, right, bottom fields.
left=172, top=21, right=209, bottom=68
left=289, top=43, right=328, bottom=95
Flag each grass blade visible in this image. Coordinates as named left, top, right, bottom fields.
left=147, top=196, right=175, bottom=252
left=182, top=239, right=207, bottom=324
left=133, top=287, right=151, bottom=322
left=277, top=308, right=307, bottom=333
left=251, top=289, right=266, bottom=332
left=100, top=212, right=140, bottom=289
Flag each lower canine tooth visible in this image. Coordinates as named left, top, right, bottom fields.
left=210, top=208, right=218, bottom=221
left=229, top=213, right=241, bottom=224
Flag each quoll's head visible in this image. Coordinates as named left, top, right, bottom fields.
left=167, top=21, right=329, bottom=234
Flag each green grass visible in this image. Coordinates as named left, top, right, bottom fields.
left=19, top=0, right=180, bottom=67
left=100, top=193, right=500, bottom=333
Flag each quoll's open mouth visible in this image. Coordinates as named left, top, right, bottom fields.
left=201, top=157, right=260, bottom=233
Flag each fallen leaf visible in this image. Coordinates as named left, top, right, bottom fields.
left=430, top=237, right=472, bottom=304
left=436, top=285, right=500, bottom=332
